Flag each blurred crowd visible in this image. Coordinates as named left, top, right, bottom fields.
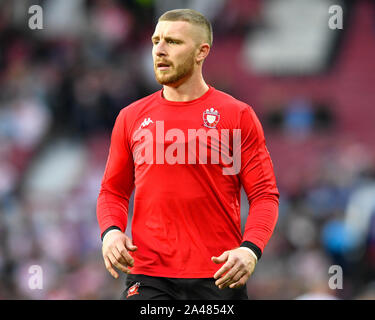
left=0, top=0, right=374, bottom=299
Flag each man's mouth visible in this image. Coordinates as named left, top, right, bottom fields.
left=156, top=62, right=171, bottom=71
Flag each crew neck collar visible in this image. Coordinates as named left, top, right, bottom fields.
left=157, top=85, right=214, bottom=106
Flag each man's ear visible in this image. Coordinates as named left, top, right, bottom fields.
left=196, top=43, right=210, bottom=64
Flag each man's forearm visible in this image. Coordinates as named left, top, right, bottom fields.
left=241, top=195, right=279, bottom=260
left=97, top=189, right=129, bottom=240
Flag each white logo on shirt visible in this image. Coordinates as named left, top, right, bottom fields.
left=139, top=117, right=153, bottom=129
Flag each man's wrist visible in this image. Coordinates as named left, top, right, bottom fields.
left=240, top=241, right=262, bottom=260
left=101, top=226, right=122, bottom=242
left=238, top=247, right=258, bottom=263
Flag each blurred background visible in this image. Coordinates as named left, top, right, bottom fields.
left=0, top=0, right=374, bottom=299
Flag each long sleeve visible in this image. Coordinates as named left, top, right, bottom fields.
left=96, top=109, right=135, bottom=239
left=238, top=105, right=279, bottom=259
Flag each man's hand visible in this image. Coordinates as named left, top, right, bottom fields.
left=212, top=248, right=257, bottom=289
left=102, top=230, right=138, bottom=279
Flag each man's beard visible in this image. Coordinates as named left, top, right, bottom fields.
left=154, top=53, right=195, bottom=85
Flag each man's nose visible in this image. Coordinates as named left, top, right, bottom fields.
left=154, top=41, right=167, bottom=57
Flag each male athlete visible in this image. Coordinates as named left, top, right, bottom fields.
left=96, top=9, right=279, bottom=300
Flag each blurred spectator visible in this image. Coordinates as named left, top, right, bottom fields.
left=263, top=95, right=336, bottom=138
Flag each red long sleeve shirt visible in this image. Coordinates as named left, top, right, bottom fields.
left=97, top=86, right=279, bottom=278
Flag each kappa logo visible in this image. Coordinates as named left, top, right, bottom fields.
left=139, top=117, right=154, bottom=129
left=127, top=282, right=141, bottom=298
left=203, top=108, right=220, bottom=128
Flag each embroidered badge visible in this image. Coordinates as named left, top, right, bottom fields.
left=203, top=108, right=220, bottom=128
left=127, top=282, right=140, bottom=298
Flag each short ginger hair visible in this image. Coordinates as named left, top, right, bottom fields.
left=158, top=9, right=213, bottom=46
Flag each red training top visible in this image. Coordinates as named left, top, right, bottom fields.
left=97, top=86, right=279, bottom=278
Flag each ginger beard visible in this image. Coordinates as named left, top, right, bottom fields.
left=154, top=49, right=196, bottom=85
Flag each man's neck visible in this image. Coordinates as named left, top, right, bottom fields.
left=162, top=74, right=209, bottom=102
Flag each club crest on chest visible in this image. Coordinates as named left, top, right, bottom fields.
left=203, top=108, right=220, bottom=128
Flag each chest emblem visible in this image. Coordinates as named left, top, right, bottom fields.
left=203, top=108, right=220, bottom=128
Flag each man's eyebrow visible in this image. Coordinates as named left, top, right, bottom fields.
left=151, top=35, right=183, bottom=42
left=164, top=36, right=183, bottom=42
